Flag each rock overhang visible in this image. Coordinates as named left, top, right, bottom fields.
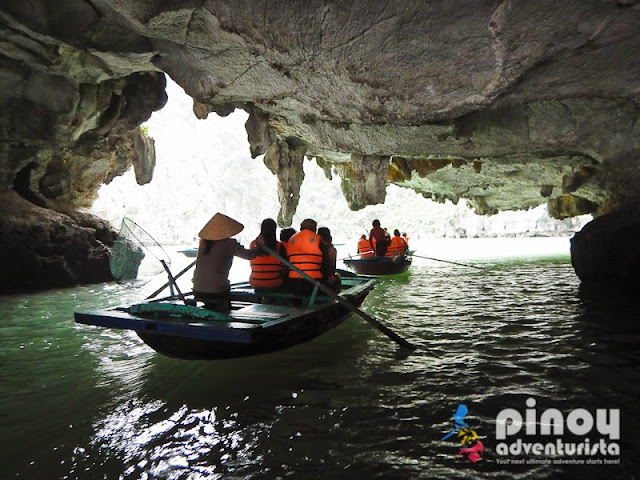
left=1, top=1, right=639, bottom=220
left=1, top=1, right=640, bottom=289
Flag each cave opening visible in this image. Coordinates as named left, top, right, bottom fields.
left=13, top=162, right=47, bottom=208
left=90, top=76, right=591, bottom=258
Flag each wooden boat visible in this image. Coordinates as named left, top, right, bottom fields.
left=343, top=255, right=411, bottom=276
left=74, top=271, right=378, bottom=360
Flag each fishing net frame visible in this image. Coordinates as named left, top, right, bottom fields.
left=109, top=218, right=173, bottom=284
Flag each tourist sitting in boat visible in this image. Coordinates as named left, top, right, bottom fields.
left=357, top=234, right=375, bottom=258
left=369, top=219, right=390, bottom=256
left=192, top=213, right=263, bottom=312
left=386, top=229, right=409, bottom=257
left=279, top=227, right=297, bottom=289
left=402, top=232, right=409, bottom=248
left=318, top=227, right=342, bottom=292
left=250, top=218, right=288, bottom=293
left=287, top=218, right=328, bottom=296
left=279, top=227, right=296, bottom=250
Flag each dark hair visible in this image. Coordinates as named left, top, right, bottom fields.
left=372, top=219, right=380, bottom=227
left=318, top=227, right=332, bottom=243
left=260, top=218, right=278, bottom=251
left=394, top=229, right=400, bottom=236
left=300, top=218, right=317, bottom=232
left=280, top=227, right=296, bottom=242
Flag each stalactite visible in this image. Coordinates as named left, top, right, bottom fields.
left=263, top=139, right=307, bottom=226
left=336, top=154, right=390, bottom=210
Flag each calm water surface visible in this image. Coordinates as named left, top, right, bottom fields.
left=1, top=239, right=638, bottom=479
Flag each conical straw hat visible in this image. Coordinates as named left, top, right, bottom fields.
left=198, top=213, right=244, bottom=240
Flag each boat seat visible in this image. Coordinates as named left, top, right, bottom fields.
left=230, top=303, right=292, bottom=323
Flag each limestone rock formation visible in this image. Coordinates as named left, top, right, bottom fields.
left=1, top=0, right=640, bottom=290
left=0, top=192, right=115, bottom=292
left=571, top=213, right=640, bottom=284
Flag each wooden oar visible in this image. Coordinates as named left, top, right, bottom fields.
left=159, top=260, right=187, bottom=304
left=411, top=254, right=484, bottom=270
left=146, top=260, right=196, bottom=299
left=262, top=245, right=417, bottom=350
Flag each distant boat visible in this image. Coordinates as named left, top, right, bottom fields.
left=178, top=248, right=198, bottom=257
left=74, top=271, right=377, bottom=360
left=343, top=255, right=412, bottom=276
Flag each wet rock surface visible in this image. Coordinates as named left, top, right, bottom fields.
left=571, top=213, right=640, bottom=284
left=0, top=193, right=116, bottom=292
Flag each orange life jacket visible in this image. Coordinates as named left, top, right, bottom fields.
left=287, top=229, right=323, bottom=279
left=358, top=238, right=374, bottom=257
left=386, top=236, right=407, bottom=257
left=250, top=240, right=284, bottom=288
left=403, top=236, right=409, bottom=248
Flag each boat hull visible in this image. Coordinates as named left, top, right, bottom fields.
left=75, top=275, right=377, bottom=360
left=136, top=294, right=367, bottom=360
left=344, top=256, right=411, bottom=276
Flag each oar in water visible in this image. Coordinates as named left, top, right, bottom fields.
left=411, top=254, right=484, bottom=270
left=261, top=245, right=417, bottom=350
left=147, top=260, right=196, bottom=299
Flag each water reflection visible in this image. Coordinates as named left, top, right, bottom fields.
left=91, top=399, right=251, bottom=479
left=1, top=253, right=638, bottom=479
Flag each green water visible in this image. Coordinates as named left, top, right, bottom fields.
left=1, top=243, right=638, bottom=479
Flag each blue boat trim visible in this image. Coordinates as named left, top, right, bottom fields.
left=74, top=272, right=378, bottom=360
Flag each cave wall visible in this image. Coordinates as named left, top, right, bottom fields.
left=1, top=0, right=640, bottom=290
left=571, top=212, right=640, bottom=285
left=0, top=192, right=116, bottom=292
left=0, top=2, right=168, bottom=290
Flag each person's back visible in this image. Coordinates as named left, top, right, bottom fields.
left=287, top=219, right=325, bottom=296
left=386, top=229, right=408, bottom=257
left=193, top=213, right=261, bottom=312
left=317, top=227, right=337, bottom=274
left=357, top=235, right=374, bottom=257
left=318, top=227, right=341, bottom=292
left=193, top=238, right=238, bottom=293
left=287, top=229, right=323, bottom=279
left=369, top=219, right=389, bottom=256
left=277, top=227, right=296, bottom=287
left=250, top=218, right=286, bottom=290
left=279, top=227, right=296, bottom=252
left=369, top=224, right=386, bottom=244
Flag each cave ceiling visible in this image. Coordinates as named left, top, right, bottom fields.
left=1, top=0, right=640, bottom=226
